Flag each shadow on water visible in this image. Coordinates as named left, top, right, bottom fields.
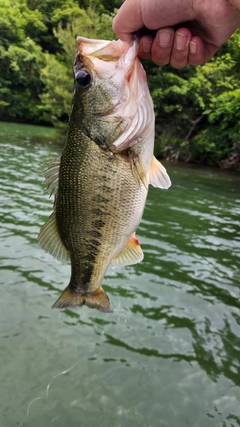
left=0, top=122, right=240, bottom=426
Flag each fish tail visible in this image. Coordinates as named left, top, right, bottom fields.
left=52, top=285, right=113, bottom=313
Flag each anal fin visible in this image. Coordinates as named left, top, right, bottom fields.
left=111, top=233, right=143, bottom=266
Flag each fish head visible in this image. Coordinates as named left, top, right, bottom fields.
left=73, top=36, right=154, bottom=150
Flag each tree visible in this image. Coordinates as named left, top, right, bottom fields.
left=40, top=7, right=115, bottom=123
left=147, top=29, right=240, bottom=167
left=1, top=0, right=240, bottom=168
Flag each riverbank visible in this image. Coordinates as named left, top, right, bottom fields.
left=1, top=120, right=239, bottom=171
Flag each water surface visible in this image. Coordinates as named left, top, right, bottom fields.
left=0, top=122, right=240, bottom=427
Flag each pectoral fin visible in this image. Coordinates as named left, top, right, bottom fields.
left=111, top=234, right=143, bottom=266
left=38, top=211, right=70, bottom=263
left=129, top=151, right=148, bottom=189
left=149, top=156, right=171, bottom=189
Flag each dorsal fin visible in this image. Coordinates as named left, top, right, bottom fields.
left=43, top=157, right=60, bottom=197
left=38, top=157, right=69, bottom=262
left=111, top=233, right=143, bottom=266
left=38, top=211, right=70, bottom=263
left=149, top=156, right=171, bottom=189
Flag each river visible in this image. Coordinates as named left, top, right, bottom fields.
left=0, top=121, right=240, bottom=427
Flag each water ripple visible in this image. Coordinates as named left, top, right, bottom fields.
left=1, top=125, right=240, bottom=427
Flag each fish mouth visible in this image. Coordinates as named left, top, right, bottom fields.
left=76, top=36, right=120, bottom=62
left=76, top=34, right=139, bottom=57
left=75, top=35, right=140, bottom=79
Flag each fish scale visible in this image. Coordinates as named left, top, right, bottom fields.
left=59, top=135, right=143, bottom=280
left=38, top=36, right=171, bottom=312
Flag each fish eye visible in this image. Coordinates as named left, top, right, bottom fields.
left=75, top=69, right=92, bottom=89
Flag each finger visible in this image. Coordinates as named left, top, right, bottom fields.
left=112, top=0, right=144, bottom=41
left=113, top=0, right=195, bottom=41
left=139, top=35, right=154, bottom=60
left=169, top=28, right=192, bottom=69
left=189, top=36, right=219, bottom=65
left=150, top=28, right=174, bottom=66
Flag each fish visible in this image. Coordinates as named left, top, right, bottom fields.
left=38, top=35, right=171, bottom=313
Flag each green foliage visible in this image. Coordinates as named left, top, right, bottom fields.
left=0, top=0, right=240, bottom=167
left=54, top=7, right=115, bottom=67
left=0, top=35, right=46, bottom=123
left=0, top=0, right=116, bottom=124
left=39, top=8, right=115, bottom=123
left=40, top=54, right=71, bottom=123
left=148, top=31, right=240, bottom=166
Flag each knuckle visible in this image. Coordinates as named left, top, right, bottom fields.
left=152, top=54, right=170, bottom=66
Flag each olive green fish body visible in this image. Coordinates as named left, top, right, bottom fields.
left=56, top=121, right=148, bottom=305
left=38, top=36, right=171, bottom=312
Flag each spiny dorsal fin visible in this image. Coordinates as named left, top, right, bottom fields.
left=111, top=233, right=143, bottom=266
left=43, top=157, right=60, bottom=197
left=149, top=156, right=171, bottom=189
left=38, top=211, right=70, bottom=263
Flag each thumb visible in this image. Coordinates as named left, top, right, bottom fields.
left=112, top=0, right=144, bottom=40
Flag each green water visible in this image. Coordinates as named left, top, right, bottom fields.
left=0, top=122, right=240, bottom=427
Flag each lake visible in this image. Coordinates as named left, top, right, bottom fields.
left=0, top=121, right=240, bottom=427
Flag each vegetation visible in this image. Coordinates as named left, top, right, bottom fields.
left=1, top=0, right=240, bottom=168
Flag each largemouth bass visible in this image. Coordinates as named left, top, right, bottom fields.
left=38, top=36, right=171, bottom=312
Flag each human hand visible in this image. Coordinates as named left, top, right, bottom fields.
left=113, top=0, right=240, bottom=68
left=137, top=27, right=205, bottom=69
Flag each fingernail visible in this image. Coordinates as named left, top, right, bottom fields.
left=158, top=30, right=172, bottom=47
left=175, top=32, right=188, bottom=50
left=190, top=41, right=197, bottom=54
left=142, top=39, right=152, bottom=54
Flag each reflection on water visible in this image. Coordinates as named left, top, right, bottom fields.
left=0, top=122, right=240, bottom=427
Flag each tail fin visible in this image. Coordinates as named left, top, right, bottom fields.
left=52, top=285, right=113, bottom=313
